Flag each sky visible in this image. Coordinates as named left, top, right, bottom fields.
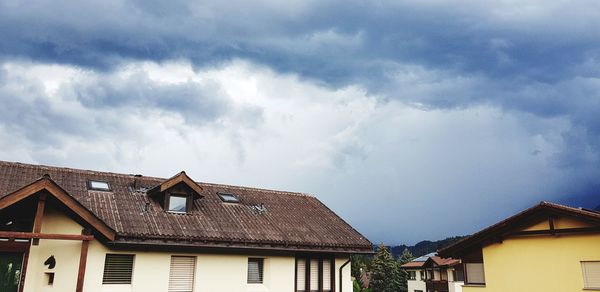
left=1, top=0, right=600, bottom=245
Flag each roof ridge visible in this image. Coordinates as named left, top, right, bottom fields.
left=200, top=181, right=314, bottom=198
left=0, top=159, right=314, bottom=197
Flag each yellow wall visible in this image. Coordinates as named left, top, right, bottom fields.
left=463, top=218, right=600, bottom=292
left=22, top=205, right=352, bottom=292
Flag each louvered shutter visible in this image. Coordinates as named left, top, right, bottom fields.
left=310, top=259, right=319, bottom=291
left=102, top=254, right=134, bottom=284
left=582, top=261, right=600, bottom=289
left=465, top=263, right=485, bottom=284
left=248, top=258, right=264, bottom=284
left=168, top=256, right=196, bottom=292
left=322, top=259, right=331, bottom=291
left=296, top=259, right=306, bottom=291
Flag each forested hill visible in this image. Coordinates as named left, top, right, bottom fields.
left=389, top=236, right=468, bottom=257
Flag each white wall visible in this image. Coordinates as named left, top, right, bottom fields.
left=22, top=205, right=352, bottom=292
left=406, top=270, right=426, bottom=292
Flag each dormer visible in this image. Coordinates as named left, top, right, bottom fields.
left=147, top=171, right=204, bottom=214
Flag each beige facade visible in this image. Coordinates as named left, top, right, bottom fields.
left=21, top=205, right=352, bottom=292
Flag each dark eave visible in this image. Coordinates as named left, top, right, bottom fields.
left=438, top=201, right=600, bottom=258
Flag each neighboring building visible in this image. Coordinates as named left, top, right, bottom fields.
left=401, top=253, right=464, bottom=292
left=0, top=161, right=372, bottom=292
left=439, top=201, right=600, bottom=292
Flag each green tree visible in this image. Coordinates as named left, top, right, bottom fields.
left=370, top=244, right=403, bottom=292
left=351, top=254, right=372, bottom=279
left=397, top=249, right=414, bottom=292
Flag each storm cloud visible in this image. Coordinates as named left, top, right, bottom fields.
left=1, top=0, right=600, bottom=244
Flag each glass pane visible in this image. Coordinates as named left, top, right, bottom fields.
left=169, top=196, right=187, bottom=212
left=90, top=181, right=110, bottom=190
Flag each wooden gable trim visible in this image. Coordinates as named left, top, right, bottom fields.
left=439, top=202, right=600, bottom=258
left=0, top=177, right=116, bottom=241
left=148, top=171, right=204, bottom=199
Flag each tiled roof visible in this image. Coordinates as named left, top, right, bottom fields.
left=400, top=253, right=459, bottom=269
left=400, top=261, right=425, bottom=268
left=0, top=161, right=372, bottom=253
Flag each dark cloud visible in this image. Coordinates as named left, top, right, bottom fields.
left=2, top=0, right=600, bottom=243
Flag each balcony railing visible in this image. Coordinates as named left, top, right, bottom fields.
left=425, top=280, right=449, bottom=291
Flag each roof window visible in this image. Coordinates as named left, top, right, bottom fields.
left=88, top=180, right=111, bottom=191
left=217, top=192, right=240, bottom=203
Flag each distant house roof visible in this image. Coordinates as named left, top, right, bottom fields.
left=438, top=201, right=600, bottom=258
left=400, top=252, right=459, bottom=269
left=0, top=161, right=373, bottom=254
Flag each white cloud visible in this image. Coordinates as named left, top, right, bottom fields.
left=0, top=59, right=580, bottom=243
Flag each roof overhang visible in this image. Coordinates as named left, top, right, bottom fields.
left=438, top=201, right=600, bottom=258
left=147, top=171, right=204, bottom=200
left=0, top=176, right=116, bottom=241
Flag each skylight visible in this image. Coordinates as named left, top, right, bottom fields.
left=88, top=180, right=111, bottom=191
left=217, top=192, right=240, bottom=203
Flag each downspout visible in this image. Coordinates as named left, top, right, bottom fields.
left=339, top=258, right=351, bottom=292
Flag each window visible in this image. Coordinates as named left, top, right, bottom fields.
left=465, top=263, right=485, bottom=285
left=408, top=271, right=416, bottom=280
left=248, top=258, right=264, bottom=284
left=322, top=260, right=331, bottom=291
left=169, top=256, right=196, bottom=292
left=102, top=254, right=134, bottom=284
left=296, top=259, right=306, bottom=291
left=169, top=195, right=188, bottom=213
left=420, top=270, right=425, bottom=280
left=295, top=257, right=334, bottom=292
left=582, top=261, right=600, bottom=289
left=217, top=192, right=240, bottom=203
left=88, top=180, right=110, bottom=191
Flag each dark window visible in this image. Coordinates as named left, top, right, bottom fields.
left=217, top=192, right=240, bottom=203
left=420, top=270, right=425, bottom=280
left=102, top=254, right=134, bottom=284
left=248, top=258, right=264, bottom=284
left=408, top=271, right=416, bottom=280
left=88, top=180, right=111, bottom=191
left=168, top=195, right=188, bottom=213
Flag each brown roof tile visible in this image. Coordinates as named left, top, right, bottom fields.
left=0, top=161, right=372, bottom=253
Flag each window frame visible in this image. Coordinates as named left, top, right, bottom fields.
left=102, top=254, right=135, bottom=285
left=408, top=270, right=416, bottom=280
left=581, top=261, right=600, bottom=290
left=247, top=258, right=264, bottom=284
left=168, top=255, right=196, bottom=292
left=217, top=192, right=240, bottom=203
left=87, top=180, right=111, bottom=192
left=167, top=194, right=189, bottom=213
left=464, top=262, right=486, bottom=285
left=295, top=256, right=335, bottom=292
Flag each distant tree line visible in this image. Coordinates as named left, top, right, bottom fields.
left=351, top=236, right=467, bottom=292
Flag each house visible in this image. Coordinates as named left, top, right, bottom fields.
left=0, top=161, right=372, bottom=292
left=438, top=201, right=600, bottom=292
left=401, top=253, right=464, bottom=292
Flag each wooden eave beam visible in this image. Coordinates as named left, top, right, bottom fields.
left=0, top=231, right=94, bottom=241
left=0, top=178, right=116, bottom=241
left=32, top=193, right=47, bottom=245
left=509, top=226, right=600, bottom=237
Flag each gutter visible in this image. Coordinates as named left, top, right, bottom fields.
left=339, top=258, right=351, bottom=292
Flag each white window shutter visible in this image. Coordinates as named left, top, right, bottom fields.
left=465, top=263, right=485, bottom=284
left=310, top=259, right=319, bottom=291
left=582, top=261, right=600, bottom=289
left=297, top=259, right=306, bottom=291
left=169, top=256, right=196, bottom=292
left=322, top=259, right=331, bottom=291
